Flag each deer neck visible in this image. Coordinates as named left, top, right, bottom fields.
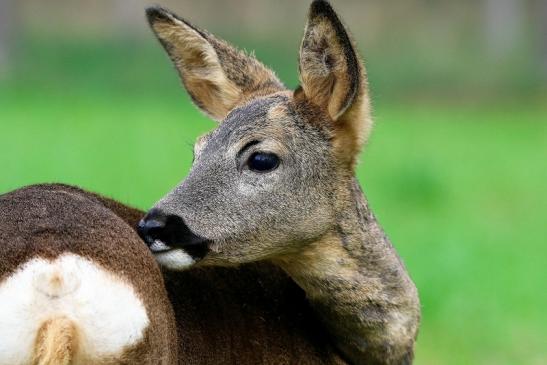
left=274, top=177, right=420, bottom=365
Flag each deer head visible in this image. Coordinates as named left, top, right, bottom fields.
left=139, top=0, right=373, bottom=269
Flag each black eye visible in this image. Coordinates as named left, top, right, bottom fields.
left=247, top=152, right=280, bottom=172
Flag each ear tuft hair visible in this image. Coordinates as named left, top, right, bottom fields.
left=309, top=0, right=337, bottom=22
left=145, top=6, right=172, bottom=25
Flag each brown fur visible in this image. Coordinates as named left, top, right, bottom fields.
left=163, top=264, right=346, bottom=365
left=0, top=184, right=178, bottom=364
left=0, top=184, right=345, bottom=364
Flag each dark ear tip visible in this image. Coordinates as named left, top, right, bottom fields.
left=145, top=6, right=173, bottom=25
left=309, top=0, right=335, bottom=19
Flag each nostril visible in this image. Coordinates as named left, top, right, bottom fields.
left=143, top=219, right=166, bottom=231
left=137, top=209, right=168, bottom=245
left=138, top=219, right=166, bottom=244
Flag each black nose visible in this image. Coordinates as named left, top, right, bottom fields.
left=137, top=208, right=167, bottom=245
left=137, top=208, right=210, bottom=259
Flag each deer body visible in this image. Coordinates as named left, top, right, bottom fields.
left=0, top=184, right=178, bottom=365
left=140, top=1, right=420, bottom=364
left=0, top=184, right=345, bottom=364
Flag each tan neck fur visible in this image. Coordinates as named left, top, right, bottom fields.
left=275, top=178, right=420, bottom=365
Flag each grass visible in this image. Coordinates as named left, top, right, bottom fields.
left=1, top=38, right=546, bottom=365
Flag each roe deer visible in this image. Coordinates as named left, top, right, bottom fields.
left=139, top=1, right=421, bottom=364
left=0, top=184, right=345, bottom=364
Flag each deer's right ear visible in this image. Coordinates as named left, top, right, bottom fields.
left=146, top=7, right=284, bottom=122
left=296, top=0, right=372, bottom=167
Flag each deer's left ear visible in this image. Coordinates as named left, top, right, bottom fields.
left=297, top=0, right=372, bottom=166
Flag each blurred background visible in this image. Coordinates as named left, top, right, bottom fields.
left=0, top=1, right=546, bottom=364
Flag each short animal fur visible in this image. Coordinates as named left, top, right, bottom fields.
left=0, top=184, right=345, bottom=364
left=0, top=184, right=178, bottom=365
left=140, top=1, right=421, bottom=364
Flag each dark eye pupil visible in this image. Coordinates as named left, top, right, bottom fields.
left=248, top=152, right=279, bottom=172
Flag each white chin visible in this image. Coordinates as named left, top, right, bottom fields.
left=154, top=249, right=196, bottom=270
left=149, top=239, right=171, bottom=252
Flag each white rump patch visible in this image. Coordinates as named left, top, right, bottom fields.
left=0, top=253, right=149, bottom=365
left=154, top=248, right=195, bottom=270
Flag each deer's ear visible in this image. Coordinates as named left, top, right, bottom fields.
left=146, top=7, right=284, bottom=121
left=297, top=0, right=372, bottom=165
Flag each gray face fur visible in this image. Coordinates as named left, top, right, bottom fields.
left=156, top=95, right=336, bottom=267
left=143, top=1, right=372, bottom=269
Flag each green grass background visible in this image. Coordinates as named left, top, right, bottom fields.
left=1, top=38, right=546, bottom=365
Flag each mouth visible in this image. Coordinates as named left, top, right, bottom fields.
left=148, top=239, right=173, bottom=253
left=146, top=237, right=210, bottom=270
left=137, top=212, right=211, bottom=266
left=154, top=247, right=197, bottom=270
